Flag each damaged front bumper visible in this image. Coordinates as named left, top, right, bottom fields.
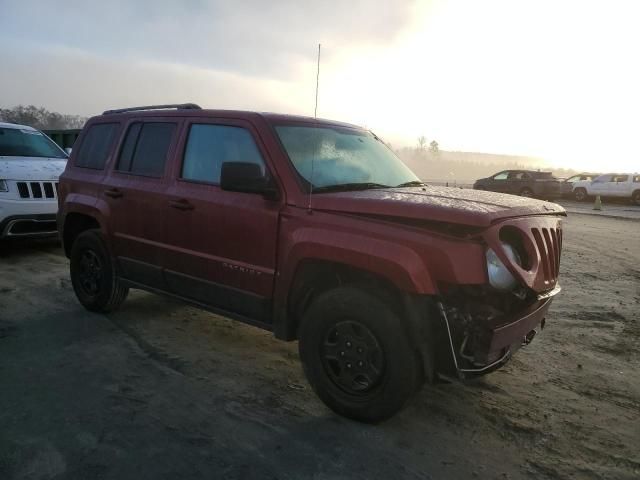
left=436, top=285, right=561, bottom=380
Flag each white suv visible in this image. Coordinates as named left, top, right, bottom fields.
left=573, top=173, right=640, bottom=205
left=0, top=122, right=68, bottom=238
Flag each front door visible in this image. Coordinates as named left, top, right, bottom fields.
left=507, top=171, right=530, bottom=195
left=589, top=175, right=611, bottom=196
left=163, top=118, right=281, bottom=323
left=490, top=171, right=510, bottom=192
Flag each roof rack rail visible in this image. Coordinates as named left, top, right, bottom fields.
left=102, top=103, right=202, bottom=115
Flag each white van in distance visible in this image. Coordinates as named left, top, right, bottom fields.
left=0, top=122, right=68, bottom=238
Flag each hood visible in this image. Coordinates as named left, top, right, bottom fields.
left=0, top=156, right=68, bottom=181
left=310, top=186, right=566, bottom=228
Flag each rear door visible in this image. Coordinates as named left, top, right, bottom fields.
left=102, top=118, right=181, bottom=289
left=163, top=117, right=282, bottom=323
left=608, top=175, right=631, bottom=197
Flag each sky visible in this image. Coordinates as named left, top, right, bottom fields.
left=1, top=0, right=638, bottom=172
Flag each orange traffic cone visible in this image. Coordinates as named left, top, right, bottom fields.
left=593, top=195, right=602, bottom=211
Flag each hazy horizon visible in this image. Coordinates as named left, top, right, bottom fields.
left=2, top=0, right=639, bottom=172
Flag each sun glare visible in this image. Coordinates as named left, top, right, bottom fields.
left=320, top=0, right=640, bottom=173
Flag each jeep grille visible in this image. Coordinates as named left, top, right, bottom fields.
left=16, top=181, right=59, bottom=199
left=531, top=227, right=562, bottom=286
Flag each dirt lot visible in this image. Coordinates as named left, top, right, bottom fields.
left=1, top=213, right=638, bottom=480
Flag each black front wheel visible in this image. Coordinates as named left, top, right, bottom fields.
left=298, top=286, right=421, bottom=423
left=632, top=191, right=640, bottom=206
left=70, top=229, right=128, bottom=312
left=574, top=188, right=587, bottom=202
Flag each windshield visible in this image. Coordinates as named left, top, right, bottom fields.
left=275, top=125, right=419, bottom=191
left=0, top=127, right=67, bottom=158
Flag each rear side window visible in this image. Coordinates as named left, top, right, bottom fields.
left=181, top=124, right=265, bottom=184
left=508, top=172, right=530, bottom=180
left=75, top=123, right=119, bottom=169
left=116, top=122, right=176, bottom=177
left=634, top=175, right=640, bottom=183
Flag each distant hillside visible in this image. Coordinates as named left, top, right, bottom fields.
left=396, top=148, right=578, bottom=184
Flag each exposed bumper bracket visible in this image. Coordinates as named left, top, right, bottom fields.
left=437, top=302, right=513, bottom=380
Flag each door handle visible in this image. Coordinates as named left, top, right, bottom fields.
left=169, top=199, right=194, bottom=211
left=104, top=188, right=123, bottom=199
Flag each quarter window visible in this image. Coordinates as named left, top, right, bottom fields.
left=75, top=123, right=119, bottom=169
left=181, top=124, right=266, bottom=184
left=116, top=122, right=176, bottom=177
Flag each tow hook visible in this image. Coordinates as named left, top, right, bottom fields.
left=522, top=329, right=537, bottom=346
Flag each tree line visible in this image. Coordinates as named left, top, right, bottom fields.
left=0, top=105, right=87, bottom=130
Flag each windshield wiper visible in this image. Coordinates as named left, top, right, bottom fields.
left=395, top=180, right=426, bottom=187
left=312, top=182, right=390, bottom=193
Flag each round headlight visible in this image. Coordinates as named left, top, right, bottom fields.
left=486, top=243, right=521, bottom=290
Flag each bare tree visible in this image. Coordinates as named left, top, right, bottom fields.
left=416, top=135, right=427, bottom=151
left=429, top=140, right=439, bottom=156
left=0, top=105, right=86, bottom=130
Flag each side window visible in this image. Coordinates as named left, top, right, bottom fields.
left=75, top=123, right=119, bottom=169
left=633, top=175, right=640, bottom=183
left=493, top=172, right=508, bottom=180
left=613, top=175, right=628, bottom=182
left=181, top=124, right=266, bottom=184
left=116, top=122, right=176, bottom=177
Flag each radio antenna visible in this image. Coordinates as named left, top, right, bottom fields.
left=308, top=43, right=321, bottom=212
left=314, top=43, right=321, bottom=118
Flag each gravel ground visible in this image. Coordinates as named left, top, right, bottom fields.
left=0, top=214, right=638, bottom=480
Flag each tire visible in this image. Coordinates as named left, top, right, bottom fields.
left=298, top=286, right=421, bottom=423
left=70, top=229, right=128, bottom=313
left=632, top=190, right=640, bottom=206
left=574, top=188, right=587, bottom=202
left=520, top=187, right=534, bottom=198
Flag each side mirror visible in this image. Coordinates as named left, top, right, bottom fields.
left=220, top=162, right=279, bottom=200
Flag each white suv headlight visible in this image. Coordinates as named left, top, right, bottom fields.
left=486, top=243, right=521, bottom=290
left=0, top=179, right=8, bottom=192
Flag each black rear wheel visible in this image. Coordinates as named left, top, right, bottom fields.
left=70, top=229, right=128, bottom=312
left=575, top=188, right=587, bottom=202
left=632, top=190, right=640, bottom=206
left=299, top=286, right=421, bottom=423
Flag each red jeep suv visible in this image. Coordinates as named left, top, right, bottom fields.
left=58, top=104, right=565, bottom=422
